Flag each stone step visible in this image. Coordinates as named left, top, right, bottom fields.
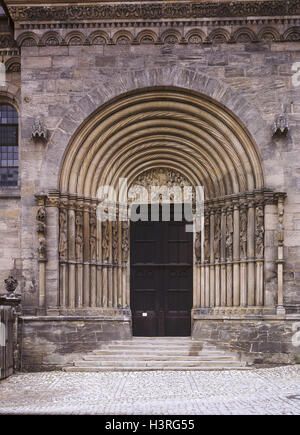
left=90, top=350, right=229, bottom=357
left=99, top=345, right=208, bottom=352
left=65, top=367, right=249, bottom=372
left=73, top=359, right=242, bottom=368
left=81, top=354, right=235, bottom=361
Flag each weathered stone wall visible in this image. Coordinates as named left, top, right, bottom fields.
left=0, top=196, right=21, bottom=292
left=20, top=316, right=132, bottom=371
left=17, top=40, right=300, bottom=311
left=192, top=316, right=300, bottom=365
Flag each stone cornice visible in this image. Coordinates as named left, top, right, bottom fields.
left=6, top=1, right=300, bottom=23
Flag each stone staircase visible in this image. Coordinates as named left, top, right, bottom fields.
left=63, top=337, right=248, bottom=372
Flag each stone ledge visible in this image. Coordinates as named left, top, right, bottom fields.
left=193, top=314, right=300, bottom=321
left=20, top=315, right=131, bottom=322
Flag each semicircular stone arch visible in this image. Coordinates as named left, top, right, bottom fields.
left=58, top=87, right=264, bottom=199
left=41, top=67, right=266, bottom=195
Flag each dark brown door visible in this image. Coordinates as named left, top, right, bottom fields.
left=130, top=204, right=193, bottom=336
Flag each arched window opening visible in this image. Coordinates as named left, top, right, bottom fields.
left=0, top=104, right=18, bottom=187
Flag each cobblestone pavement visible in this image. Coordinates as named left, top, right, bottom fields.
left=0, top=366, right=300, bottom=415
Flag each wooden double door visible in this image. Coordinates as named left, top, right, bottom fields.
left=130, top=205, right=193, bottom=336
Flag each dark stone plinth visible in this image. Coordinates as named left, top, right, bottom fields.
left=19, top=315, right=132, bottom=372
left=192, top=315, right=300, bottom=365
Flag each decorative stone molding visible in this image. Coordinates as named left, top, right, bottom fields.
left=15, top=25, right=300, bottom=48
left=7, top=1, right=300, bottom=22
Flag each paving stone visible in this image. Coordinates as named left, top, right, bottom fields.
left=0, top=366, right=300, bottom=415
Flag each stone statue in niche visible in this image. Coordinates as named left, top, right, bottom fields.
left=38, top=236, right=46, bottom=258
left=204, top=215, right=210, bottom=261
left=89, top=214, right=97, bottom=261
left=36, top=207, right=46, bottom=233
left=278, top=201, right=284, bottom=245
left=226, top=211, right=233, bottom=259
left=36, top=206, right=47, bottom=260
left=59, top=209, right=67, bottom=260
left=122, top=222, right=129, bottom=263
left=214, top=214, right=221, bottom=260
left=112, top=221, right=118, bottom=264
left=75, top=212, right=83, bottom=260
left=240, top=207, right=247, bottom=258
left=195, top=232, right=201, bottom=263
left=255, top=205, right=264, bottom=258
left=102, top=220, right=110, bottom=262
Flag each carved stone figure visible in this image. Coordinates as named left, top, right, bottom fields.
left=112, top=221, right=118, bottom=263
left=130, top=167, right=192, bottom=204
left=102, top=221, right=110, bottom=262
left=59, top=209, right=68, bottom=260
left=214, top=214, right=221, bottom=260
left=226, top=211, right=233, bottom=259
left=204, top=215, right=210, bottom=261
left=195, top=232, right=201, bottom=263
left=240, top=208, right=247, bottom=258
left=36, top=206, right=47, bottom=260
left=75, top=213, right=83, bottom=260
left=255, top=205, right=264, bottom=258
left=90, top=214, right=97, bottom=261
left=278, top=201, right=284, bottom=245
left=122, top=222, right=129, bottom=263
left=38, top=236, right=47, bottom=258
left=36, top=207, right=46, bottom=233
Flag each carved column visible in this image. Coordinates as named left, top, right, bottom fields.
left=194, top=227, right=201, bottom=308
left=232, top=197, right=240, bottom=307
left=35, top=194, right=47, bottom=313
left=239, top=197, right=248, bottom=307
left=255, top=201, right=264, bottom=306
left=247, top=193, right=255, bottom=306
left=204, top=211, right=210, bottom=307
left=75, top=198, right=84, bottom=308
left=112, top=218, right=119, bottom=308
left=214, top=206, right=221, bottom=307
left=209, top=208, right=215, bottom=307
left=220, top=201, right=227, bottom=307
left=58, top=195, right=68, bottom=309
left=102, top=220, right=109, bottom=308
left=122, top=220, right=129, bottom=307
left=96, top=200, right=103, bottom=307
left=276, top=193, right=286, bottom=315
left=225, top=203, right=233, bottom=307
left=68, top=196, right=76, bottom=309
left=90, top=202, right=97, bottom=308
left=83, top=199, right=90, bottom=308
